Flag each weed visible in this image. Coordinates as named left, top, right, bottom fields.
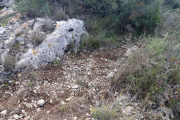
left=79, top=35, right=100, bottom=50
left=90, top=103, right=119, bottom=120
left=28, top=82, right=36, bottom=87
left=0, top=7, right=3, bottom=11
left=4, top=82, right=8, bottom=86
left=61, top=106, right=66, bottom=113
left=53, top=59, right=59, bottom=65
left=64, top=41, right=76, bottom=53
left=76, top=78, right=83, bottom=85
left=26, top=71, right=38, bottom=81
left=0, top=14, right=13, bottom=27
left=13, top=41, right=20, bottom=48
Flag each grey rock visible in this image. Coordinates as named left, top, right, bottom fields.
left=107, top=72, right=115, bottom=78
left=27, top=19, right=35, bottom=28
left=0, top=27, right=6, bottom=34
left=13, top=114, right=22, bottom=119
left=0, top=110, right=7, bottom=116
left=37, top=99, right=45, bottom=107
left=122, top=106, right=134, bottom=116
left=72, top=85, right=79, bottom=89
left=33, top=18, right=45, bottom=31
left=16, top=19, right=87, bottom=69
left=0, top=0, right=14, bottom=7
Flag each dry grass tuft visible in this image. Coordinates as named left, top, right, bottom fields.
left=42, top=16, right=55, bottom=33
left=2, top=54, right=16, bottom=72
left=52, top=6, right=69, bottom=21
left=30, top=30, right=46, bottom=46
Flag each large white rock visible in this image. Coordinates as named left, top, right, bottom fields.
left=16, top=19, right=87, bottom=68
left=0, top=0, right=14, bottom=7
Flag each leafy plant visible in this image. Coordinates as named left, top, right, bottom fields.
left=53, top=59, right=59, bottom=65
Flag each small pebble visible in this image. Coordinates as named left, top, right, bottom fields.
left=37, top=99, right=45, bottom=107
left=0, top=110, right=7, bottom=116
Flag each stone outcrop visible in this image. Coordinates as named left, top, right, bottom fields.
left=0, top=0, right=14, bottom=7
left=16, top=19, right=87, bottom=69
left=0, top=6, right=87, bottom=82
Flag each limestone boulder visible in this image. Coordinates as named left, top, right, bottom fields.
left=16, top=19, right=87, bottom=69
left=0, top=0, right=14, bottom=7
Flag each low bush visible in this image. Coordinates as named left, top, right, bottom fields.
left=79, top=0, right=162, bottom=50
left=111, top=36, right=180, bottom=117
left=79, top=16, right=122, bottom=50
left=83, top=0, right=162, bottom=35
left=52, top=6, right=69, bottom=21
left=164, top=0, right=180, bottom=9
left=14, top=0, right=52, bottom=17
left=14, top=0, right=162, bottom=35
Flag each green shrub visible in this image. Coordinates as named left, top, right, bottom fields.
left=78, top=0, right=162, bottom=50
left=80, top=16, right=122, bottom=50
left=164, top=0, right=180, bottom=9
left=83, top=0, right=162, bottom=35
left=110, top=34, right=180, bottom=116
left=14, top=0, right=53, bottom=17
left=111, top=36, right=180, bottom=101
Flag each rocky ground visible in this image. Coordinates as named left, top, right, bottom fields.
left=0, top=47, right=128, bottom=120
left=0, top=47, right=175, bottom=120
